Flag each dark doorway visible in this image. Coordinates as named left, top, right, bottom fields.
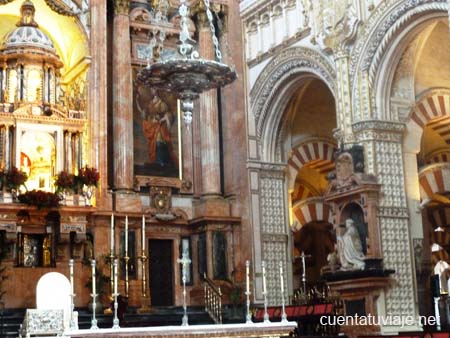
left=149, top=239, right=174, bottom=306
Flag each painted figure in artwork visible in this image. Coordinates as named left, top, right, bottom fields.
left=142, top=94, right=178, bottom=169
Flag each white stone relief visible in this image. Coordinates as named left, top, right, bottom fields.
left=263, top=241, right=288, bottom=305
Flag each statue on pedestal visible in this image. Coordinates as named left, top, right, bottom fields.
left=337, top=218, right=365, bottom=270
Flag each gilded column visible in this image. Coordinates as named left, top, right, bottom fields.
left=112, top=0, right=134, bottom=191
left=197, top=11, right=221, bottom=197
left=88, top=0, right=108, bottom=204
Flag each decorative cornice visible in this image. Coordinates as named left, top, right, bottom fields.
left=352, top=120, right=406, bottom=133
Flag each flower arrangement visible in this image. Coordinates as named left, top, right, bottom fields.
left=54, top=171, right=76, bottom=193
left=78, top=166, right=100, bottom=187
left=18, top=190, right=61, bottom=210
left=1, top=166, right=28, bottom=190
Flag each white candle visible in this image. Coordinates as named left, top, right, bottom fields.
left=142, top=215, right=145, bottom=252
left=302, top=252, right=306, bottom=276
left=125, top=215, right=128, bottom=257
left=114, top=259, right=118, bottom=295
left=279, top=261, right=284, bottom=294
left=262, top=261, right=267, bottom=295
left=110, top=213, right=115, bottom=255
left=91, top=260, right=96, bottom=295
left=246, top=260, right=250, bottom=293
left=69, top=259, right=74, bottom=295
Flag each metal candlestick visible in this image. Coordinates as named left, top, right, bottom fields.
left=69, top=259, right=78, bottom=330
left=138, top=254, right=151, bottom=312
left=245, top=260, right=252, bottom=324
left=112, top=259, right=120, bottom=329
left=177, top=252, right=191, bottom=326
left=262, top=261, right=270, bottom=323
left=90, top=260, right=98, bottom=330
left=300, top=252, right=311, bottom=295
left=279, top=261, right=287, bottom=323
left=124, top=255, right=130, bottom=297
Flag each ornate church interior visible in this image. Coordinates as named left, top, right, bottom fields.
left=0, top=0, right=450, bottom=338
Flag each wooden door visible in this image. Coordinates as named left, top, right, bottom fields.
left=149, top=239, right=174, bottom=306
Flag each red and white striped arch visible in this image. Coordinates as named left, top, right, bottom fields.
left=411, top=93, right=450, bottom=145
left=288, top=140, right=337, bottom=189
left=411, top=94, right=450, bottom=128
left=291, top=197, right=333, bottom=231
left=419, top=164, right=450, bottom=201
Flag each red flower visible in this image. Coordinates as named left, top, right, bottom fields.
left=18, top=190, right=61, bottom=210
left=78, top=166, right=100, bottom=187
left=3, top=166, right=28, bottom=189
left=55, top=171, right=75, bottom=192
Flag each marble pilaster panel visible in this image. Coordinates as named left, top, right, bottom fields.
left=112, top=0, right=134, bottom=192
left=198, top=13, right=221, bottom=197
left=88, top=0, right=108, bottom=207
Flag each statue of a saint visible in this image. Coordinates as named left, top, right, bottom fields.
left=337, top=218, right=365, bottom=270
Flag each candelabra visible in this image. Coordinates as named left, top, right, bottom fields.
left=90, top=260, right=99, bottom=330
left=69, top=259, right=78, bottom=330
left=178, top=253, right=191, bottom=326
left=138, top=253, right=151, bottom=313
left=124, top=255, right=130, bottom=297
left=262, top=261, right=270, bottom=323
left=112, top=259, right=120, bottom=329
left=245, top=260, right=252, bottom=324
left=279, top=261, right=287, bottom=323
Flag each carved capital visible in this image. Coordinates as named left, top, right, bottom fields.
left=114, top=0, right=130, bottom=15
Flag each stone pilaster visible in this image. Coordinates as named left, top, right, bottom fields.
left=88, top=0, right=109, bottom=207
left=334, top=51, right=353, bottom=143
left=112, top=0, right=134, bottom=192
left=247, top=162, right=289, bottom=305
left=354, top=121, right=419, bottom=324
left=197, top=11, right=222, bottom=197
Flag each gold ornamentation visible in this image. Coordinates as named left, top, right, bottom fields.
left=114, top=0, right=130, bottom=15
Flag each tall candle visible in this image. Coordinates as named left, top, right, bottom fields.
left=142, top=215, right=145, bottom=252
left=279, top=261, right=284, bottom=294
left=114, top=259, right=118, bottom=295
left=69, top=259, right=74, bottom=295
left=246, top=260, right=250, bottom=293
left=125, top=216, right=128, bottom=257
left=262, top=261, right=267, bottom=295
left=91, top=259, right=96, bottom=295
left=110, top=213, right=115, bottom=255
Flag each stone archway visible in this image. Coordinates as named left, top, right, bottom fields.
left=247, top=47, right=337, bottom=306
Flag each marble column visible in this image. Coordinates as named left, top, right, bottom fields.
left=88, top=0, right=108, bottom=205
left=197, top=12, right=221, bottom=197
left=112, top=0, right=134, bottom=192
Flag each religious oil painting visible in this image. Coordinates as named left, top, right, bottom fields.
left=133, top=70, right=181, bottom=179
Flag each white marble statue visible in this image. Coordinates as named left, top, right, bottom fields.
left=337, top=218, right=365, bottom=270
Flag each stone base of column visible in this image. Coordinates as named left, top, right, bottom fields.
left=194, top=196, right=231, bottom=217
left=114, top=191, right=142, bottom=212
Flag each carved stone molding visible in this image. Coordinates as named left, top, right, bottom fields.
left=378, top=206, right=409, bottom=218
left=250, top=47, right=336, bottom=138
left=353, top=120, right=406, bottom=133
left=350, top=0, right=448, bottom=83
